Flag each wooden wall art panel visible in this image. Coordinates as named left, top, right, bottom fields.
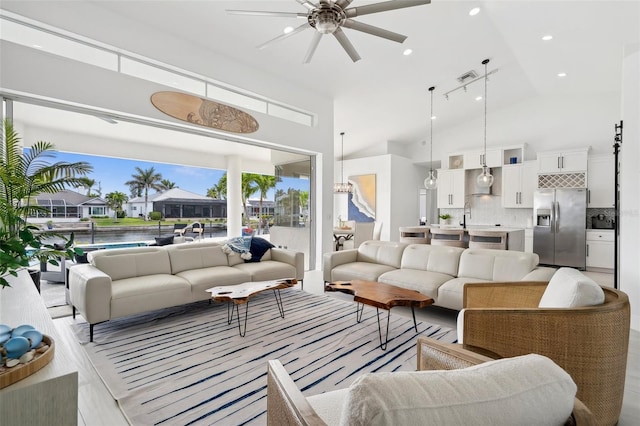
left=150, top=91, right=259, bottom=134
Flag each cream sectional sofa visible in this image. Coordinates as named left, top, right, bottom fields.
left=69, top=241, right=304, bottom=341
left=323, top=240, right=556, bottom=310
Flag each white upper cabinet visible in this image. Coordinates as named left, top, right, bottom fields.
left=538, top=149, right=588, bottom=173
left=463, top=149, right=502, bottom=170
left=502, top=161, right=537, bottom=208
left=587, top=155, right=615, bottom=207
left=437, top=169, right=465, bottom=208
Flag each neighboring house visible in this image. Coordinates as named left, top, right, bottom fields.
left=126, top=188, right=226, bottom=219
left=246, top=199, right=275, bottom=218
left=32, top=189, right=109, bottom=220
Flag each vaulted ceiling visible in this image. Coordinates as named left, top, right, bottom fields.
left=1, top=1, right=639, bottom=160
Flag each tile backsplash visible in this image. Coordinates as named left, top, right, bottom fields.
left=440, top=194, right=533, bottom=228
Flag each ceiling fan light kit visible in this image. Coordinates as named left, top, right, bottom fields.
left=228, top=0, right=431, bottom=63
left=476, top=58, right=494, bottom=189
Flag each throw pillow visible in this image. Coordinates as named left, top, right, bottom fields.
left=538, top=267, right=605, bottom=308
left=154, top=235, right=174, bottom=246
left=222, top=236, right=253, bottom=260
left=245, top=237, right=275, bottom=263
left=340, top=354, right=576, bottom=426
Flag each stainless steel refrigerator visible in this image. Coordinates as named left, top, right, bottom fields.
left=533, top=188, right=586, bottom=268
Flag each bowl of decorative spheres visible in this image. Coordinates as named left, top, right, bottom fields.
left=0, top=323, right=11, bottom=334
left=4, top=336, right=30, bottom=359
left=22, top=329, right=43, bottom=349
left=11, top=324, right=35, bottom=337
left=0, top=331, right=11, bottom=345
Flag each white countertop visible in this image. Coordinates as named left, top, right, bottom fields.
left=428, top=224, right=525, bottom=233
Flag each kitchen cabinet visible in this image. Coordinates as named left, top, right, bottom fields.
left=437, top=169, right=465, bottom=208
left=502, top=161, right=537, bottom=208
left=463, top=149, right=502, bottom=170
left=538, top=149, right=588, bottom=173
left=586, top=230, right=614, bottom=270
left=587, top=155, right=615, bottom=207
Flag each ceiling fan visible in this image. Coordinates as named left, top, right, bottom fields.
left=227, top=0, right=431, bottom=63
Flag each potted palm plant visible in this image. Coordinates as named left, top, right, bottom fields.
left=0, top=119, right=92, bottom=290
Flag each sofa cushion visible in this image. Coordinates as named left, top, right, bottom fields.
left=233, top=260, right=298, bottom=282
left=458, top=249, right=539, bottom=281
left=400, top=244, right=464, bottom=276
left=175, top=266, right=251, bottom=301
left=340, top=354, right=576, bottom=426
left=110, top=274, right=191, bottom=319
left=223, top=236, right=253, bottom=260
left=307, top=389, right=350, bottom=426
left=356, top=241, right=407, bottom=269
left=539, top=267, right=605, bottom=308
left=331, top=262, right=397, bottom=283
left=246, top=237, right=274, bottom=263
left=435, top=277, right=489, bottom=311
left=378, top=269, right=452, bottom=301
left=166, top=242, right=229, bottom=274
left=90, top=247, right=172, bottom=281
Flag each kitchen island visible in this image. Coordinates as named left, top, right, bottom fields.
left=400, top=225, right=525, bottom=251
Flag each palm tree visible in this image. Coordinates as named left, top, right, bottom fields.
left=299, top=190, right=309, bottom=226
left=105, top=191, right=128, bottom=222
left=251, top=174, right=279, bottom=234
left=207, top=181, right=226, bottom=199
left=124, top=167, right=163, bottom=218
left=159, top=179, right=177, bottom=191
left=1, top=119, right=93, bottom=287
left=241, top=174, right=258, bottom=226
left=75, top=176, right=96, bottom=196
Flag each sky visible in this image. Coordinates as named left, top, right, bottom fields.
left=46, top=151, right=309, bottom=201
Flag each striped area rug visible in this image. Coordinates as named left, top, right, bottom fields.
left=72, top=289, right=456, bottom=425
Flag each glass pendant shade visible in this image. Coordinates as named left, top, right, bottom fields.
left=424, top=86, right=437, bottom=190
left=476, top=165, right=494, bottom=188
left=477, top=59, right=494, bottom=188
left=424, top=171, right=437, bottom=190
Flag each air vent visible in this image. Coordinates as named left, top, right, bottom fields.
left=457, top=70, right=478, bottom=83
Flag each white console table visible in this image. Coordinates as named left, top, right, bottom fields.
left=0, top=269, right=78, bottom=426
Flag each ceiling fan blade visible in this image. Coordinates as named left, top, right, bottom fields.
left=295, top=0, right=318, bottom=11
left=335, top=0, right=354, bottom=9
left=227, top=10, right=307, bottom=18
left=257, top=23, right=311, bottom=50
left=303, top=32, right=323, bottom=64
left=345, top=0, right=430, bottom=18
left=333, top=27, right=361, bottom=62
left=342, top=19, right=407, bottom=43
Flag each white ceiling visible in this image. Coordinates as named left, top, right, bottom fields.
left=1, top=0, right=639, bottom=160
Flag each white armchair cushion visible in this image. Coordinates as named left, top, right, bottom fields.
left=538, top=267, right=605, bottom=308
left=339, top=354, right=576, bottom=426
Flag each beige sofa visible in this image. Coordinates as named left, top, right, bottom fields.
left=69, top=241, right=304, bottom=341
left=323, top=240, right=556, bottom=310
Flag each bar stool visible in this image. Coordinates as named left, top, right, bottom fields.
left=429, top=228, right=467, bottom=248
left=468, top=230, right=507, bottom=250
left=399, top=226, right=430, bottom=244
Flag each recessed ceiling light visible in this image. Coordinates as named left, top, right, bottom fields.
left=283, top=26, right=294, bottom=34
left=403, top=48, right=413, bottom=56
left=431, top=115, right=437, bottom=120
left=32, top=44, right=43, bottom=49
left=557, top=72, right=567, bottom=77
left=475, top=96, right=483, bottom=101
left=542, top=35, right=553, bottom=41
left=469, top=7, right=480, bottom=16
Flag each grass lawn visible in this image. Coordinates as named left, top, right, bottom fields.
left=89, top=217, right=227, bottom=227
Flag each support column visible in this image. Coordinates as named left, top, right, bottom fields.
left=226, top=155, right=242, bottom=238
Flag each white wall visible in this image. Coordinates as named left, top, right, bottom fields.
left=620, top=45, right=640, bottom=331
left=334, top=154, right=423, bottom=242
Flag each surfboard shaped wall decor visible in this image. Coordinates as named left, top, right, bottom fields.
left=151, top=91, right=259, bottom=134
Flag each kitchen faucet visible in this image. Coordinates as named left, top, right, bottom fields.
left=462, top=199, right=472, bottom=229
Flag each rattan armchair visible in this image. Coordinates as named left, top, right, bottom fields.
left=458, top=282, right=630, bottom=426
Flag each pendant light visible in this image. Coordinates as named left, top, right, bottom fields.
left=424, top=86, right=437, bottom=190
left=334, top=132, right=353, bottom=193
left=476, top=58, right=494, bottom=189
